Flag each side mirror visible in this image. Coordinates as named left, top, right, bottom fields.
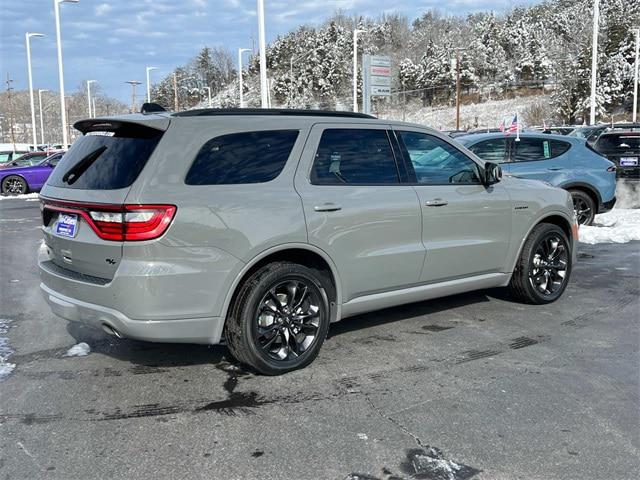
left=483, top=162, right=502, bottom=185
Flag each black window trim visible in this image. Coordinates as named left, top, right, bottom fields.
left=308, top=127, right=404, bottom=187
left=394, top=128, right=484, bottom=186
left=506, top=136, right=573, bottom=163
left=184, top=129, right=300, bottom=186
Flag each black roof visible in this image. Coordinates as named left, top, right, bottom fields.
left=172, top=108, right=375, bottom=119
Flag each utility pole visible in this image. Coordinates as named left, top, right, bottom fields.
left=6, top=74, right=16, bottom=151
left=238, top=48, right=251, bottom=108
left=26, top=32, right=45, bottom=151
left=173, top=73, right=179, bottom=111
left=257, top=0, right=268, bottom=108
left=455, top=49, right=461, bottom=131
left=38, top=89, right=48, bottom=145
left=125, top=80, right=141, bottom=113
left=633, top=28, right=639, bottom=123
left=589, top=0, right=600, bottom=125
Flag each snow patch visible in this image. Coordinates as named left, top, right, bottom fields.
left=0, top=193, right=40, bottom=201
left=0, top=319, right=15, bottom=382
left=64, top=342, right=91, bottom=357
left=579, top=209, right=640, bottom=244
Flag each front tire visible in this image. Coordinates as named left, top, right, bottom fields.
left=569, top=190, right=595, bottom=226
left=1, top=175, right=28, bottom=195
left=225, top=262, right=331, bottom=375
left=509, top=223, right=572, bottom=304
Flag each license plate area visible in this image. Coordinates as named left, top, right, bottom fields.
left=620, top=157, right=638, bottom=167
left=55, top=213, right=78, bottom=238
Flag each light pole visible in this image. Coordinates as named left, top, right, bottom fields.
left=86, top=79, right=96, bottom=118
left=353, top=29, right=366, bottom=112
left=238, top=48, right=251, bottom=108
left=204, top=86, right=212, bottom=108
left=633, top=28, right=639, bottom=123
left=257, top=0, right=268, bottom=108
left=125, top=81, right=142, bottom=113
left=38, top=89, right=48, bottom=145
left=26, top=32, right=45, bottom=151
left=589, top=0, right=600, bottom=125
left=54, top=0, right=78, bottom=149
left=146, top=66, right=157, bottom=103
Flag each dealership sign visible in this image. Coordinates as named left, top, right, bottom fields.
left=363, top=55, right=392, bottom=114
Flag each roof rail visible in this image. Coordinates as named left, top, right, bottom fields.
left=172, top=108, right=376, bottom=119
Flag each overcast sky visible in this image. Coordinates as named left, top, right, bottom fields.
left=1, top=0, right=536, bottom=103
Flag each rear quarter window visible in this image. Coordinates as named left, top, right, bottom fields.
left=185, top=130, right=299, bottom=185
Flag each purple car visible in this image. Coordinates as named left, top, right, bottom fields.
left=0, top=152, right=64, bottom=195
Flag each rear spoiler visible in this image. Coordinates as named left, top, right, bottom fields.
left=74, top=114, right=170, bottom=135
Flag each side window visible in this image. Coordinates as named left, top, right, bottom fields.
left=549, top=140, right=571, bottom=156
left=513, top=138, right=571, bottom=162
left=186, top=130, right=299, bottom=185
left=310, top=129, right=399, bottom=185
left=468, top=138, right=508, bottom=163
left=398, top=131, right=481, bottom=185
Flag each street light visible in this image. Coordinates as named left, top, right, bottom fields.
left=86, top=80, right=96, bottom=118
left=353, top=29, right=366, bottom=112
left=38, top=89, right=48, bottom=145
left=204, top=86, right=212, bottom=108
left=589, top=0, right=599, bottom=125
left=26, top=32, right=45, bottom=151
left=146, top=66, right=157, bottom=103
left=238, top=48, right=251, bottom=108
left=125, top=80, right=142, bottom=113
left=54, top=0, right=79, bottom=149
left=257, top=0, right=268, bottom=108
left=633, top=28, right=639, bottom=123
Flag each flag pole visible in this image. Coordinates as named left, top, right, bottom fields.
left=515, top=111, right=520, bottom=142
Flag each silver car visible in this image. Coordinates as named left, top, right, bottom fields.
left=39, top=109, right=577, bottom=374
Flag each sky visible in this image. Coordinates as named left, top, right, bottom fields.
left=0, top=0, right=536, bottom=104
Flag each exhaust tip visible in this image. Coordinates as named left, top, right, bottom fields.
left=101, top=323, right=123, bottom=338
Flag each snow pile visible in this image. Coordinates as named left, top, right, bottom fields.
left=0, top=319, right=15, bottom=381
left=0, top=193, right=40, bottom=201
left=63, top=342, right=91, bottom=357
left=382, top=95, right=549, bottom=130
left=579, top=209, right=640, bottom=244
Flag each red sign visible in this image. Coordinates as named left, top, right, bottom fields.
left=370, top=66, right=391, bottom=76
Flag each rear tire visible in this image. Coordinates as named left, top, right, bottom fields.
left=569, top=189, right=595, bottom=226
left=1, top=175, right=28, bottom=195
left=225, top=262, right=332, bottom=375
left=509, top=223, right=572, bottom=304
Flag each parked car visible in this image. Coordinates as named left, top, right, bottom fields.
left=457, top=132, right=616, bottom=225
left=0, top=150, right=30, bottom=165
left=592, top=131, right=640, bottom=180
left=0, top=151, right=48, bottom=168
left=39, top=109, right=577, bottom=375
left=568, top=123, right=640, bottom=146
left=0, top=152, right=64, bottom=195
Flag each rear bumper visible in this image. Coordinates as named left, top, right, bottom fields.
left=599, top=196, right=616, bottom=214
left=41, top=282, right=224, bottom=344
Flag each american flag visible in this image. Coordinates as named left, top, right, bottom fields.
left=507, top=114, right=518, bottom=134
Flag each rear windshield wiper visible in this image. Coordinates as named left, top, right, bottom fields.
left=62, top=145, right=107, bottom=185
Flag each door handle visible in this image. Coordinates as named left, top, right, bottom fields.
left=547, top=167, right=563, bottom=171
left=425, top=198, right=448, bottom=207
left=314, top=203, right=342, bottom=212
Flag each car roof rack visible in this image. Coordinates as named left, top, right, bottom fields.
left=172, top=108, right=376, bottom=119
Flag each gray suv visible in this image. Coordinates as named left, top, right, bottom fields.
left=39, top=109, right=577, bottom=374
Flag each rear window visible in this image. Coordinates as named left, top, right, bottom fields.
left=185, top=130, right=299, bottom=185
left=512, top=138, right=571, bottom=162
left=47, top=124, right=162, bottom=190
left=595, top=134, right=640, bottom=153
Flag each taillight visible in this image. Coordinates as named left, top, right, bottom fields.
left=41, top=198, right=176, bottom=241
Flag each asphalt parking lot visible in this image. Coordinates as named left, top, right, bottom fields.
left=1, top=196, right=638, bottom=480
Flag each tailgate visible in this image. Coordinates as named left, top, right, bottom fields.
left=39, top=117, right=168, bottom=280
